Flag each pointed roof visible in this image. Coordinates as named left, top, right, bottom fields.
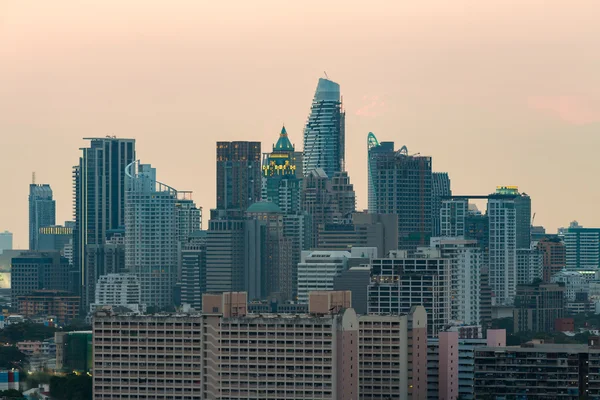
left=274, top=125, right=294, bottom=151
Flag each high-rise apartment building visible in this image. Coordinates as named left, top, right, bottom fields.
left=216, top=141, right=261, bottom=213
left=125, top=162, right=180, bottom=309
left=427, top=329, right=506, bottom=400
left=10, top=251, right=72, bottom=306
left=432, top=172, right=451, bottom=237
left=93, top=291, right=360, bottom=400
left=440, top=198, right=467, bottom=237
left=565, top=225, right=600, bottom=270
left=180, top=230, right=207, bottom=310
left=475, top=340, right=600, bottom=399
left=516, top=248, right=543, bottom=284
left=0, top=231, right=13, bottom=253
left=513, top=282, right=565, bottom=333
left=487, top=186, right=531, bottom=305
left=431, top=238, right=482, bottom=325
left=368, top=140, right=432, bottom=250
left=74, top=137, right=135, bottom=311
left=331, top=171, right=356, bottom=219
left=175, top=197, right=202, bottom=241
left=537, top=236, right=566, bottom=282
left=29, top=184, right=56, bottom=250
left=368, top=249, right=451, bottom=337
left=303, top=77, right=345, bottom=178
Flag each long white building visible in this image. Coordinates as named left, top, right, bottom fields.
left=431, top=238, right=482, bottom=325
left=297, top=250, right=351, bottom=304
left=125, top=162, right=178, bottom=309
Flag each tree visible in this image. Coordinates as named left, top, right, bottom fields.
left=0, top=346, right=27, bottom=369
left=50, top=374, right=92, bottom=400
left=0, top=322, right=57, bottom=344
left=0, top=389, right=25, bottom=398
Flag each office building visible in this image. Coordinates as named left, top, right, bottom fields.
left=10, top=251, right=72, bottom=306
left=430, top=238, right=482, bottom=325
left=303, top=77, right=345, bottom=178
left=333, top=266, right=371, bottom=315
left=516, top=247, right=544, bottom=284
left=513, top=282, right=565, bottom=333
left=0, top=231, right=13, bottom=253
left=125, top=161, right=179, bottom=309
left=537, top=236, right=566, bottom=282
left=487, top=186, right=531, bottom=305
left=37, top=225, right=72, bottom=255
left=368, top=249, right=451, bottom=337
left=565, top=225, right=600, bottom=270
left=205, top=217, right=245, bottom=294
left=74, top=137, right=135, bottom=311
left=297, top=250, right=351, bottom=304
left=318, top=212, right=398, bottom=256
left=440, top=198, right=467, bottom=237
left=479, top=266, right=492, bottom=324
left=301, top=168, right=344, bottom=249
left=368, top=139, right=432, bottom=250
left=29, top=184, right=56, bottom=250
left=246, top=201, right=294, bottom=300
left=17, top=290, right=80, bottom=324
left=331, top=171, right=356, bottom=220
left=180, top=230, right=207, bottom=310
left=432, top=172, right=451, bottom=237
left=261, top=126, right=302, bottom=213
left=216, top=141, right=261, bottom=213
left=175, top=197, right=202, bottom=241
left=475, top=340, right=600, bottom=399
left=90, top=273, right=143, bottom=314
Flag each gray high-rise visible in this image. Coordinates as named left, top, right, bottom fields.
left=432, top=172, right=451, bottom=237
left=303, top=78, right=345, bottom=177
left=74, top=137, right=135, bottom=312
left=29, top=184, right=56, bottom=250
left=368, top=139, right=433, bottom=250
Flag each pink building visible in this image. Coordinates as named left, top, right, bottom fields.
left=409, top=306, right=428, bottom=400
left=438, top=331, right=459, bottom=400
left=17, top=340, right=43, bottom=355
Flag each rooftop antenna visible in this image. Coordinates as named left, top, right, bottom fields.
left=324, top=71, right=329, bottom=79
left=32, top=172, right=36, bottom=184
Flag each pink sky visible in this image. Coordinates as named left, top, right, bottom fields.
left=1, top=0, right=600, bottom=246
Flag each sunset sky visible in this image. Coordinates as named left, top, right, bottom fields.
left=2, top=0, right=600, bottom=247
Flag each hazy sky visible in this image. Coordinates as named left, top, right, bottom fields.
left=2, top=0, right=600, bottom=247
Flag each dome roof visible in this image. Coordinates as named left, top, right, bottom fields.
left=274, top=126, right=294, bottom=151
left=246, top=201, right=283, bottom=214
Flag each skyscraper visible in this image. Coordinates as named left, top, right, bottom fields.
left=125, top=161, right=178, bottom=309
left=303, top=77, right=345, bottom=177
left=564, top=224, right=600, bottom=270
left=368, top=139, right=433, bottom=250
left=216, top=141, right=261, bottom=213
left=432, top=172, right=451, bottom=237
left=74, top=137, right=135, bottom=312
left=29, top=184, right=56, bottom=250
left=261, top=126, right=302, bottom=213
left=487, top=186, right=531, bottom=305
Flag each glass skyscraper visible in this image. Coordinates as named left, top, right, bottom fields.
left=74, top=137, right=135, bottom=312
left=29, top=184, right=56, bottom=250
left=302, top=78, right=345, bottom=177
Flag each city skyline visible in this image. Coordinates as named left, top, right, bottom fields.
left=3, top=1, right=600, bottom=245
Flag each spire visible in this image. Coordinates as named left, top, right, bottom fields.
left=274, top=125, right=294, bottom=151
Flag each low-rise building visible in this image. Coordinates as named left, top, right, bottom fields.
left=16, top=290, right=80, bottom=324
left=513, top=282, right=565, bottom=333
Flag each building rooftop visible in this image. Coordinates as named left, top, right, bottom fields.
left=274, top=126, right=294, bottom=151
left=246, top=201, right=283, bottom=214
